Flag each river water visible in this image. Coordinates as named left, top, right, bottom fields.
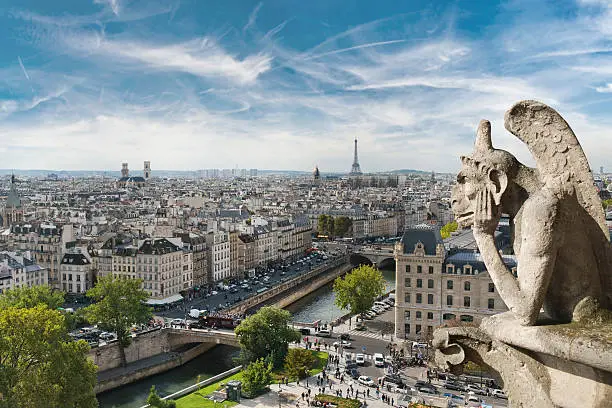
left=98, top=266, right=395, bottom=408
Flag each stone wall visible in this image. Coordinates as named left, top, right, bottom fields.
left=89, top=328, right=170, bottom=372
left=95, top=342, right=215, bottom=394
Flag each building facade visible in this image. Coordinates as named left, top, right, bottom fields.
left=0, top=251, right=48, bottom=294
left=206, top=231, right=230, bottom=282
left=60, top=250, right=93, bottom=294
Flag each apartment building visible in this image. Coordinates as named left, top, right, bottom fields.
left=137, top=238, right=185, bottom=300
left=0, top=251, right=48, bottom=294
left=395, top=226, right=515, bottom=341
left=59, top=250, right=93, bottom=294
left=206, top=230, right=230, bottom=282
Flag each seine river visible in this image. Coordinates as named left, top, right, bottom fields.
left=98, top=266, right=395, bottom=408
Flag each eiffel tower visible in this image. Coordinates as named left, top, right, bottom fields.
left=349, top=138, right=363, bottom=176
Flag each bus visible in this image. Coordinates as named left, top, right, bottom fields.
left=194, top=315, right=241, bottom=330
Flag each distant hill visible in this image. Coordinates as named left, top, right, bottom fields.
left=388, top=169, right=432, bottom=175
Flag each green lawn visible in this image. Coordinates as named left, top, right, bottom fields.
left=175, top=350, right=328, bottom=407
left=175, top=372, right=243, bottom=408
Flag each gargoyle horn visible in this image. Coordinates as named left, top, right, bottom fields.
left=474, top=120, right=493, bottom=155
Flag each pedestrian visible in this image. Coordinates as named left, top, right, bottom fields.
left=367, top=389, right=370, bottom=397
left=302, top=392, right=305, bottom=400
left=391, top=398, right=394, bottom=406
left=308, top=388, right=311, bottom=397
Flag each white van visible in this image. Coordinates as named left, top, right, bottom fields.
left=374, top=353, right=385, bottom=367
left=374, top=301, right=390, bottom=310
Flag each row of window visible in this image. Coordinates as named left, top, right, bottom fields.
left=405, top=278, right=496, bottom=293
left=404, top=293, right=496, bottom=309
left=405, top=265, right=435, bottom=274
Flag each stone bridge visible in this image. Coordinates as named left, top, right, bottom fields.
left=166, top=327, right=240, bottom=348
left=350, top=246, right=396, bottom=268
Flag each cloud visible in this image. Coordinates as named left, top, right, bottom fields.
left=243, top=2, right=263, bottom=33
left=94, top=0, right=120, bottom=16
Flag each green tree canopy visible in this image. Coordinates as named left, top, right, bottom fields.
left=440, top=221, right=459, bottom=239
left=242, top=358, right=273, bottom=397
left=234, top=306, right=300, bottom=368
left=146, top=385, right=176, bottom=408
left=85, top=275, right=152, bottom=367
left=333, top=265, right=386, bottom=317
left=0, top=285, right=64, bottom=310
left=0, top=305, right=97, bottom=408
left=284, top=348, right=316, bottom=380
left=334, top=216, right=353, bottom=238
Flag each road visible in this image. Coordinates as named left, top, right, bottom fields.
left=155, top=252, right=346, bottom=321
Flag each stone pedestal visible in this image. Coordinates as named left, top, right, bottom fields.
left=433, top=312, right=612, bottom=407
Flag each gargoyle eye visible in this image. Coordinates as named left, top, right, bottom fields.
left=456, top=174, right=466, bottom=184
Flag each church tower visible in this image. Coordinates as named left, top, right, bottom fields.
left=121, top=163, right=129, bottom=178
left=144, top=161, right=151, bottom=180
left=2, top=174, right=24, bottom=227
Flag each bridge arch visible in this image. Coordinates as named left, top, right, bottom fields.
left=349, top=253, right=374, bottom=266
left=166, top=328, right=240, bottom=349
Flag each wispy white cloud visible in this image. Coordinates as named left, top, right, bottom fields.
left=94, top=0, right=120, bottom=16
left=17, top=56, right=30, bottom=81
left=243, top=2, right=263, bottom=33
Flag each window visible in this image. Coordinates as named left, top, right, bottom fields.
left=428, top=266, right=434, bottom=274
left=405, top=265, right=411, bottom=273
left=461, top=315, right=474, bottom=322
left=405, top=294, right=411, bottom=303
left=76, top=275, right=81, bottom=282
left=447, top=280, right=454, bottom=290
left=415, top=324, right=422, bottom=335
left=405, top=277, right=411, bottom=287
left=427, top=326, right=433, bottom=335
left=416, top=293, right=422, bottom=304
left=404, top=311, right=410, bottom=321
left=443, top=313, right=456, bottom=320
left=417, top=265, right=422, bottom=274
left=428, top=279, right=434, bottom=289
left=464, top=281, right=471, bottom=291
left=416, top=311, right=422, bottom=319
left=446, top=265, right=454, bottom=274
left=464, top=296, right=471, bottom=307
left=488, top=283, right=495, bottom=293
left=427, top=312, right=434, bottom=320
left=417, top=279, right=423, bottom=288
left=427, top=294, right=434, bottom=304
left=488, top=298, right=495, bottom=309
left=405, top=324, right=410, bottom=334
left=446, top=295, right=453, bottom=306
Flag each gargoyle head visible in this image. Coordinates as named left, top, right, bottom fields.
left=451, top=120, right=519, bottom=228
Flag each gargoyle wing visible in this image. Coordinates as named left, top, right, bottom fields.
left=504, top=100, right=607, bottom=239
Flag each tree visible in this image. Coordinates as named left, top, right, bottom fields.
left=242, top=358, right=273, bottom=397
left=333, top=265, right=386, bottom=318
left=284, top=348, right=316, bottom=380
left=0, top=305, right=97, bottom=408
left=85, top=275, right=152, bottom=367
left=234, top=306, right=300, bottom=368
left=0, top=285, right=64, bottom=310
left=334, top=216, right=353, bottom=238
left=440, top=221, right=459, bottom=239
left=146, top=385, right=176, bottom=408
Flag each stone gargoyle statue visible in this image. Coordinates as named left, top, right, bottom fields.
left=451, top=100, right=612, bottom=326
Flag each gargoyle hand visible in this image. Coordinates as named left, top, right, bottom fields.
left=473, top=186, right=500, bottom=235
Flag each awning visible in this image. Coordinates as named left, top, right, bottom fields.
left=146, top=294, right=183, bottom=305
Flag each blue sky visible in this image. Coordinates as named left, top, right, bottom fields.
left=1, top=0, right=612, bottom=172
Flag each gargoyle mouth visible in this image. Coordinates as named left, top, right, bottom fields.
left=455, top=211, right=474, bottom=223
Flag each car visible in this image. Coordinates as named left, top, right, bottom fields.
left=443, top=393, right=464, bottom=403
left=333, top=340, right=352, bottom=348
left=417, top=387, right=438, bottom=395
left=491, top=389, right=507, bottom=399
left=345, top=359, right=357, bottom=370
left=171, top=318, right=185, bottom=326
left=210, top=290, right=218, bottom=296
left=443, top=381, right=465, bottom=392
left=383, top=374, right=404, bottom=387
left=355, top=353, right=366, bottom=365
left=358, top=376, right=375, bottom=387
left=339, top=333, right=351, bottom=341
left=348, top=368, right=360, bottom=379
left=99, top=332, right=115, bottom=341
left=384, top=355, right=393, bottom=365
left=317, top=328, right=331, bottom=337
left=374, top=353, right=385, bottom=367
left=466, top=384, right=487, bottom=396
left=466, top=394, right=482, bottom=407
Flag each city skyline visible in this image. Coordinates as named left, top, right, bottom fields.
left=2, top=1, right=612, bottom=172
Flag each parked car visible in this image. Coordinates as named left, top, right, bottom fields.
left=444, top=381, right=465, bottom=392
left=417, top=386, right=438, bottom=395
left=358, top=376, right=375, bottom=387
left=355, top=353, right=366, bottom=365
left=339, top=333, right=351, bottom=341
left=99, top=332, right=115, bottom=341
left=491, top=389, right=507, bottom=399
left=348, top=368, right=360, bottom=379
left=333, top=340, right=352, bottom=348
left=345, top=359, right=357, bottom=371
left=383, top=374, right=404, bottom=388
left=466, top=384, right=487, bottom=396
